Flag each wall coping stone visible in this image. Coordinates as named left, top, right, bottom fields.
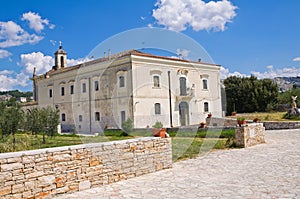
left=0, top=136, right=161, bottom=159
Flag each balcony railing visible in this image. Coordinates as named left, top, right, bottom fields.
left=176, top=87, right=195, bottom=100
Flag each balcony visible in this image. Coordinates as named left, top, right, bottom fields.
left=176, top=87, right=195, bottom=101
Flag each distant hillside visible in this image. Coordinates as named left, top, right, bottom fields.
left=280, top=77, right=300, bottom=87
left=273, top=77, right=300, bottom=92
left=0, top=90, right=33, bottom=99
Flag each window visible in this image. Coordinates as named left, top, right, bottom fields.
left=153, top=76, right=160, bottom=88
left=121, top=111, right=126, bottom=124
left=61, top=113, right=66, bottom=122
left=94, top=81, right=99, bottom=91
left=203, top=79, right=208, bottom=90
left=60, top=56, right=64, bottom=68
left=49, top=89, right=52, bottom=98
left=82, top=83, right=86, bottom=93
left=61, top=87, right=65, bottom=96
left=70, top=85, right=74, bottom=95
left=155, top=103, right=161, bottom=115
left=119, top=76, right=125, bottom=87
left=79, top=115, right=83, bottom=122
left=204, top=102, right=209, bottom=112
left=95, top=112, right=100, bottom=121
left=180, top=77, right=187, bottom=96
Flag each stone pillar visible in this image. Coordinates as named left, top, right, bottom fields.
left=234, top=123, right=265, bottom=148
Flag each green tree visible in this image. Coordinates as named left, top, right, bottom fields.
left=224, top=75, right=278, bottom=114
left=278, top=87, right=300, bottom=105
left=25, top=106, right=59, bottom=143
left=0, top=103, right=23, bottom=149
left=39, top=108, right=48, bottom=144
left=45, top=106, right=60, bottom=137
left=122, top=118, right=133, bottom=133
left=25, top=107, right=40, bottom=135
left=0, top=102, right=6, bottom=137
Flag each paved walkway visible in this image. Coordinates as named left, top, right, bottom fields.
left=56, top=129, right=300, bottom=199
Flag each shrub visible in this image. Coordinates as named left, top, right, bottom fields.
left=121, top=118, right=133, bottom=133
left=283, top=113, right=300, bottom=120
left=152, top=121, right=163, bottom=129
left=237, top=117, right=245, bottom=121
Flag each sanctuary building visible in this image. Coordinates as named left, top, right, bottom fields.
left=31, top=45, right=223, bottom=134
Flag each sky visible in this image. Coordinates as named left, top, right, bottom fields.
left=1, top=0, right=300, bottom=91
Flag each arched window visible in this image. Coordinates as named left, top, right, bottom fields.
left=61, top=113, right=66, bottom=122
left=70, top=85, right=74, bottom=95
left=60, top=56, right=64, bottom=68
left=94, top=81, right=99, bottom=91
left=121, top=111, right=126, bottom=124
left=82, top=83, right=86, bottom=93
left=180, top=77, right=187, bottom=96
left=153, top=76, right=160, bottom=88
left=95, top=112, right=100, bottom=121
left=204, top=102, right=209, bottom=112
left=49, top=89, right=53, bottom=98
left=119, top=76, right=125, bottom=87
left=155, top=103, right=161, bottom=115
left=203, top=79, right=208, bottom=90
left=61, top=87, right=65, bottom=96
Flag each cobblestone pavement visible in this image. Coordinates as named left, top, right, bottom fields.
left=56, top=129, right=300, bottom=199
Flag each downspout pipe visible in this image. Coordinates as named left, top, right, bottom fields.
left=168, top=71, right=173, bottom=127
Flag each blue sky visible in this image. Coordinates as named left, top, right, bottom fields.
left=1, top=0, right=300, bottom=91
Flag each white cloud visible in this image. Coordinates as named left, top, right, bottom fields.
left=220, top=66, right=246, bottom=79
left=0, top=21, right=43, bottom=48
left=152, top=0, right=237, bottom=32
left=50, top=39, right=57, bottom=46
left=19, top=51, right=93, bottom=76
left=221, top=65, right=300, bottom=80
left=21, top=11, right=55, bottom=33
left=19, top=52, right=54, bottom=75
left=67, top=57, right=92, bottom=66
left=0, top=52, right=95, bottom=91
left=293, top=57, right=300, bottom=62
left=148, top=23, right=154, bottom=28
left=251, top=65, right=300, bottom=79
left=0, top=71, right=28, bottom=91
left=176, top=48, right=190, bottom=58
left=0, top=70, right=13, bottom=75
left=0, top=49, right=12, bottom=59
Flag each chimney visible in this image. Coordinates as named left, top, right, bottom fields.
left=33, top=67, right=36, bottom=77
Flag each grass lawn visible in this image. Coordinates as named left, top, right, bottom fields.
left=0, top=132, right=134, bottom=153
left=0, top=129, right=235, bottom=163
left=172, top=137, right=232, bottom=161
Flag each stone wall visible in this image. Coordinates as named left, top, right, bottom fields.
left=263, top=121, right=300, bottom=130
left=206, top=117, right=238, bottom=127
left=0, top=137, right=172, bottom=199
left=207, top=117, right=300, bottom=130
left=234, top=123, right=265, bottom=148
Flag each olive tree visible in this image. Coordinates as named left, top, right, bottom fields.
left=0, top=102, right=23, bottom=149
left=25, top=106, right=59, bottom=143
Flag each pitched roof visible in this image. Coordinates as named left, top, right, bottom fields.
left=33, top=49, right=219, bottom=80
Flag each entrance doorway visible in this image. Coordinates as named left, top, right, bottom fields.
left=179, top=101, right=189, bottom=126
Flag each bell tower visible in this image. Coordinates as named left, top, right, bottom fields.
left=54, top=41, right=67, bottom=70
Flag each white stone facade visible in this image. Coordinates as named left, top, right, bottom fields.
left=31, top=48, right=222, bottom=134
